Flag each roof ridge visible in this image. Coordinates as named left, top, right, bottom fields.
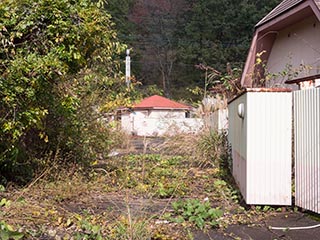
left=133, top=95, right=191, bottom=110
left=256, top=0, right=305, bottom=27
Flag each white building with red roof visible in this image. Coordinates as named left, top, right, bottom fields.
left=121, top=95, right=204, bottom=136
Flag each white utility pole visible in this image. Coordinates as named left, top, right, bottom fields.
left=125, top=49, right=131, bottom=88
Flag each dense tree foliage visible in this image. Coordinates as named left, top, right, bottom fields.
left=0, top=0, right=132, bottom=183
left=106, top=0, right=135, bottom=41
left=111, top=0, right=282, bottom=99
left=175, top=0, right=282, bottom=96
left=124, top=0, right=186, bottom=97
left=0, top=0, right=283, bottom=183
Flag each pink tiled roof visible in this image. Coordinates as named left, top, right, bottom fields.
left=133, top=95, right=191, bottom=110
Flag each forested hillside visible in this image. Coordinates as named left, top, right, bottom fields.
left=0, top=0, right=283, bottom=185
left=107, top=0, right=282, bottom=98
left=1, top=0, right=282, bottom=179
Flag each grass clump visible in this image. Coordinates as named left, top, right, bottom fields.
left=171, top=199, right=224, bottom=229
left=0, top=220, right=24, bottom=240
left=156, top=130, right=229, bottom=168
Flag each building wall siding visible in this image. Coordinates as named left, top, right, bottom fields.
left=229, top=91, right=292, bottom=205
left=266, top=15, right=320, bottom=87
left=294, top=88, right=320, bottom=213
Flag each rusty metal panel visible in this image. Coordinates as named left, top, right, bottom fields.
left=228, top=90, right=292, bottom=205
left=294, top=88, right=320, bottom=214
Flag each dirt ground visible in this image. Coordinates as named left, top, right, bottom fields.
left=69, top=193, right=320, bottom=240
left=194, top=212, right=320, bottom=240
left=123, top=136, right=320, bottom=240
left=60, top=191, right=320, bottom=240
left=1, top=135, right=320, bottom=239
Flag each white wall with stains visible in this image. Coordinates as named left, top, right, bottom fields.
left=266, top=15, right=320, bottom=86
left=121, top=110, right=204, bottom=136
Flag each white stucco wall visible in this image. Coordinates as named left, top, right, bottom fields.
left=121, top=113, right=132, bottom=133
left=266, top=15, right=320, bottom=87
left=121, top=109, right=204, bottom=136
left=211, top=109, right=228, bottom=132
left=148, top=110, right=186, bottom=119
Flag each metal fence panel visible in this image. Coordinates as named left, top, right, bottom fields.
left=294, top=88, right=320, bottom=214
left=228, top=90, right=292, bottom=205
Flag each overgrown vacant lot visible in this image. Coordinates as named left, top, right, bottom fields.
left=0, top=132, right=292, bottom=239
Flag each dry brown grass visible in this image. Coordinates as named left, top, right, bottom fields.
left=0, top=130, right=281, bottom=239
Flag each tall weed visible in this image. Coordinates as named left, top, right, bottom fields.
left=196, top=130, right=228, bottom=168
left=156, top=130, right=229, bottom=168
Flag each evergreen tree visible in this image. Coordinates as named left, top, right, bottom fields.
left=171, top=0, right=282, bottom=98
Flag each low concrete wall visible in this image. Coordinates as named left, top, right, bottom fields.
left=121, top=114, right=204, bottom=136
left=206, top=109, right=228, bottom=132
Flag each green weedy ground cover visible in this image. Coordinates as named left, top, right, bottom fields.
left=0, top=131, right=284, bottom=239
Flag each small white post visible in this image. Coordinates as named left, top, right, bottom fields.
left=125, top=49, right=131, bottom=87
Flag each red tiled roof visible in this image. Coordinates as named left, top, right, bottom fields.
left=133, top=95, right=191, bottom=110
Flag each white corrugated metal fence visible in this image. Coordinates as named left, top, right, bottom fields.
left=294, top=88, right=320, bottom=214
left=228, top=89, right=292, bottom=205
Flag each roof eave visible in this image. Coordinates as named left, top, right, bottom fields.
left=285, top=74, right=320, bottom=84
left=133, top=107, right=191, bottom=110
left=255, top=0, right=305, bottom=28
left=241, top=0, right=320, bottom=87
left=256, top=1, right=320, bottom=33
